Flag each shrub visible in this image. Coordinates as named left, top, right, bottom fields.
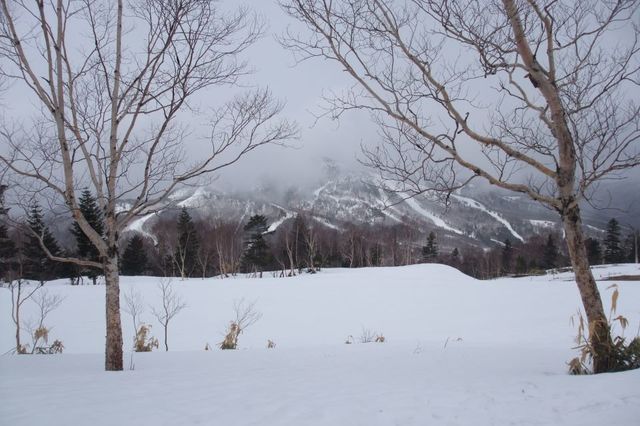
left=359, top=328, right=385, bottom=343
left=134, top=324, right=158, bottom=352
left=569, top=284, right=640, bottom=374
left=219, top=299, right=262, bottom=350
left=220, top=322, right=240, bottom=350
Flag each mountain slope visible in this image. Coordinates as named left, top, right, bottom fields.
left=123, top=173, right=610, bottom=248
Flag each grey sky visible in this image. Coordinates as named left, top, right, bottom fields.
left=2, top=0, right=638, bottom=198
left=203, top=0, right=376, bottom=189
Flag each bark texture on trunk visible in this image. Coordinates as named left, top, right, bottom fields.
left=562, top=205, right=612, bottom=373
left=104, top=257, right=123, bottom=371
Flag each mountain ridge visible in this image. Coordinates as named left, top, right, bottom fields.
left=123, top=172, right=617, bottom=249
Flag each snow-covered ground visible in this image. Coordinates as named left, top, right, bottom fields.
left=1, top=264, right=639, bottom=425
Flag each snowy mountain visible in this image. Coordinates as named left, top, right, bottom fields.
left=123, top=172, right=618, bottom=249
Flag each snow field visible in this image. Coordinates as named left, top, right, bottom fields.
left=1, top=263, right=639, bottom=425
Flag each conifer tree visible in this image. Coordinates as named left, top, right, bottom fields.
left=501, top=238, right=513, bottom=275
left=515, top=255, right=528, bottom=275
left=174, top=208, right=199, bottom=278
left=0, top=223, right=15, bottom=281
left=585, top=237, right=602, bottom=266
left=603, top=218, right=624, bottom=264
left=421, top=232, right=438, bottom=262
left=71, top=189, right=104, bottom=284
left=0, top=184, right=17, bottom=281
left=623, top=230, right=638, bottom=264
left=241, top=214, right=273, bottom=276
left=451, top=247, right=459, bottom=259
left=542, top=234, right=558, bottom=270
left=23, top=201, right=63, bottom=283
left=0, top=184, right=7, bottom=216
left=121, top=234, right=148, bottom=276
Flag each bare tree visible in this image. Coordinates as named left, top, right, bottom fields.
left=9, top=279, right=40, bottom=354
left=282, top=0, right=640, bottom=372
left=219, top=298, right=262, bottom=350
left=305, top=222, right=318, bottom=271
left=196, top=221, right=217, bottom=278
left=214, top=219, right=244, bottom=277
left=151, top=278, right=186, bottom=352
left=0, top=0, right=296, bottom=370
left=25, top=289, right=64, bottom=354
left=284, top=224, right=298, bottom=276
left=123, top=287, right=145, bottom=335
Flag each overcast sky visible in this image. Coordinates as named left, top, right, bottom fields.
left=203, top=0, right=377, bottom=190
left=3, top=0, right=638, bottom=200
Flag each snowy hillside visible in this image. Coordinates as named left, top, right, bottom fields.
left=121, top=173, right=618, bottom=251
left=1, top=264, right=639, bottom=425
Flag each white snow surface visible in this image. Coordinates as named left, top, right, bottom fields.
left=530, top=219, right=556, bottom=228
left=266, top=205, right=296, bottom=233
left=403, top=197, right=464, bottom=234
left=125, top=212, right=158, bottom=244
left=453, top=194, right=524, bottom=242
left=1, top=264, right=640, bottom=426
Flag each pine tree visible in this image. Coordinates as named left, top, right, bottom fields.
left=603, top=218, right=624, bottom=264
left=70, top=189, right=104, bottom=284
left=515, top=255, right=528, bottom=275
left=241, top=214, right=273, bottom=276
left=422, top=232, right=438, bottom=262
left=0, top=184, right=7, bottom=216
left=542, top=234, right=558, bottom=270
left=174, top=207, right=200, bottom=278
left=0, top=184, right=17, bottom=282
left=624, top=231, right=638, bottom=263
left=71, top=189, right=104, bottom=259
left=23, top=201, right=63, bottom=283
left=501, top=238, right=513, bottom=275
left=449, top=247, right=460, bottom=268
left=585, top=237, right=602, bottom=265
left=121, top=234, right=148, bottom=276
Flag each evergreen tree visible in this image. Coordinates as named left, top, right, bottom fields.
left=501, top=238, right=513, bottom=275
left=585, top=237, right=602, bottom=265
left=624, top=231, right=638, bottom=263
left=542, top=234, right=558, bottom=269
left=0, top=184, right=7, bottom=216
left=23, top=201, right=63, bottom=283
left=514, top=255, right=528, bottom=275
left=603, top=218, right=624, bottom=264
left=451, top=247, right=460, bottom=264
left=241, top=214, right=273, bottom=276
left=70, top=189, right=104, bottom=284
left=174, top=207, right=199, bottom=278
left=421, top=232, right=438, bottom=262
left=0, top=184, right=17, bottom=281
left=121, top=234, right=148, bottom=276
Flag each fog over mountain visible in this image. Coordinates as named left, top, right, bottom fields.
left=106, top=167, right=635, bottom=255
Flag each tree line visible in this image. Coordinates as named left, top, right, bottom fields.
left=2, top=188, right=636, bottom=284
